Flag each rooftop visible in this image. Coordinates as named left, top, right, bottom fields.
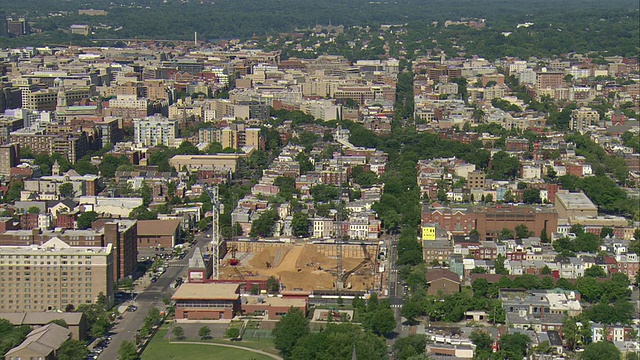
left=555, top=192, right=597, bottom=210
left=0, top=237, right=111, bottom=256
left=172, top=283, right=240, bottom=301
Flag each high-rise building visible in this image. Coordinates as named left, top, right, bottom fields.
left=133, top=114, right=177, bottom=147
left=0, top=237, right=114, bottom=312
left=0, top=143, right=19, bottom=177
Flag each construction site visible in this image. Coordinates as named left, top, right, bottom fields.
left=217, top=240, right=382, bottom=292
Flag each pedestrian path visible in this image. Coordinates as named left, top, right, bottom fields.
left=169, top=341, right=283, bottom=360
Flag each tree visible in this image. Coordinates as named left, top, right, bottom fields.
left=541, top=265, right=552, bottom=275
left=495, top=254, right=508, bottom=275
left=584, top=265, right=607, bottom=278
left=515, top=224, right=533, bottom=239
left=472, top=278, right=490, bottom=298
left=76, top=211, right=98, bottom=230
left=470, top=330, right=493, bottom=359
left=523, top=188, right=542, bottom=204
left=224, top=327, right=240, bottom=339
left=172, top=326, right=185, bottom=340
left=600, top=227, right=614, bottom=238
left=27, top=206, right=40, bottom=214
left=499, top=332, right=531, bottom=360
left=363, top=298, right=395, bottom=336
left=117, top=340, right=139, bottom=360
left=198, top=326, right=212, bottom=340
left=290, top=323, right=386, bottom=360
left=291, top=212, right=310, bottom=238
left=393, top=334, right=430, bottom=360
left=59, top=183, right=75, bottom=199
left=580, top=341, right=621, bottom=360
left=57, top=339, right=89, bottom=360
left=490, top=151, right=522, bottom=180
left=273, top=307, right=309, bottom=359
left=249, top=209, right=278, bottom=238
left=499, top=228, right=515, bottom=240
left=267, top=276, right=279, bottom=293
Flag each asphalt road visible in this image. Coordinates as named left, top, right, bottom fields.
left=385, top=236, right=405, bottom=356
left=98, top=230, right=211, bottom=360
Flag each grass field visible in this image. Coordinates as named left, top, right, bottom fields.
left=142, top=325, right=278, bottom=360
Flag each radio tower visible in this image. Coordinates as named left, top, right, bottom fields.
left=207, top=186, right=221, bottom=280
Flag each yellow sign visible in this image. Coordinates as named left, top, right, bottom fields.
left=422, top=226, right=436, bottom=240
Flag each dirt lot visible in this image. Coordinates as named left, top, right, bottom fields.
left=219, top=244, right=377, bottom=291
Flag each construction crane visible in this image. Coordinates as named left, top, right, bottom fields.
left=335, top=152, right=344, bottom=290
left=205, top=185, right=221, bottom=280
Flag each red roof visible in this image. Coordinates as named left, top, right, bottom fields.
left=426, top=269, right=460, bottom=284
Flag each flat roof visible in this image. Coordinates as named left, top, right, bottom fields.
left=555, top=192, right=597, bottom=210
left=172, top=283, right=240, bottom=301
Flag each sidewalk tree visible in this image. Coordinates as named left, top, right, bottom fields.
left=117, top=340, right=139, bottom=360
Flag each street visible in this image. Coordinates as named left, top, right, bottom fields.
left=98, top=230, right=211, bottom=360
left=386, top=236, right=405, bottom=355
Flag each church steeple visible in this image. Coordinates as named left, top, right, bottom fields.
left=52, top=159, right=60, bottom=176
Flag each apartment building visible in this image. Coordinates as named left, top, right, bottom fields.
left=133, top=114, right=177, bottom=147
left=0, top=237, right=114, bottom=312
left=0, top=220, right=137, bottom=281
left=0, top=143, right=19, bottom=177
left=570, top=107, right=600, bottom=131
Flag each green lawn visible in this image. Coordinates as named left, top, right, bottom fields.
left=142, top=342, right=275, bottom=360
left=142, top=325, right=277, bottom=360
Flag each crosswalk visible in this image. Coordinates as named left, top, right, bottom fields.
left=391, top=304, right=402, bottom=308
left=166, top=263, right=186, bottom=267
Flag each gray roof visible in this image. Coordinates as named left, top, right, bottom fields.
left=189, top=247, right=206, bottom=269
left=5, top=323, right=71, bottom=357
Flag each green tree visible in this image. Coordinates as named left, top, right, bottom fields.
left=249, top=209, right=278, bottom=238
left=117, top=340, right=139, bottom=360
left=522, top=188, right=541, bottom=204
left=76, top=211, right=98, bottom=230
left=363, top=298, right=395, bottom=336
left=267, top=276, right=279, bottom=293
left=273, top=307, right=310, bottom=359
left=515, top=224, right=533, bottom=239
left=541, top=265, right=552, bottom=275
left=172, top=326, right=185, bottom=340
left=58, top=339, right=90, bottom=360
left=600, top=227, right=614, bottom=238
left=393, top=334, right=430, bottom=360
left=584, top=265, right=607, bottom=278
left=291, top=212, right=310, bottom=238
left=580, top=341, right=621, bottom=360
left=472, top=278, right=490, bottom=298
left=198, top=326, right=211, bottom=340
left=499, top=332, right=531, bottom=360
left=59, top=183, right=75, bottom=199
left=490, top=151, right=522, bottom=180
left=27, top=206, right=40, bottom=214
left=224, top=327, right=240, bottom=339
left=495, top=254, right=508, bottom=275
left=290, top=323, right=386, bottom=360
left=470, top=330, right=493, bottom=359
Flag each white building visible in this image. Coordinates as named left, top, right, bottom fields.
left=133, top=114, right=178, bottom=147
